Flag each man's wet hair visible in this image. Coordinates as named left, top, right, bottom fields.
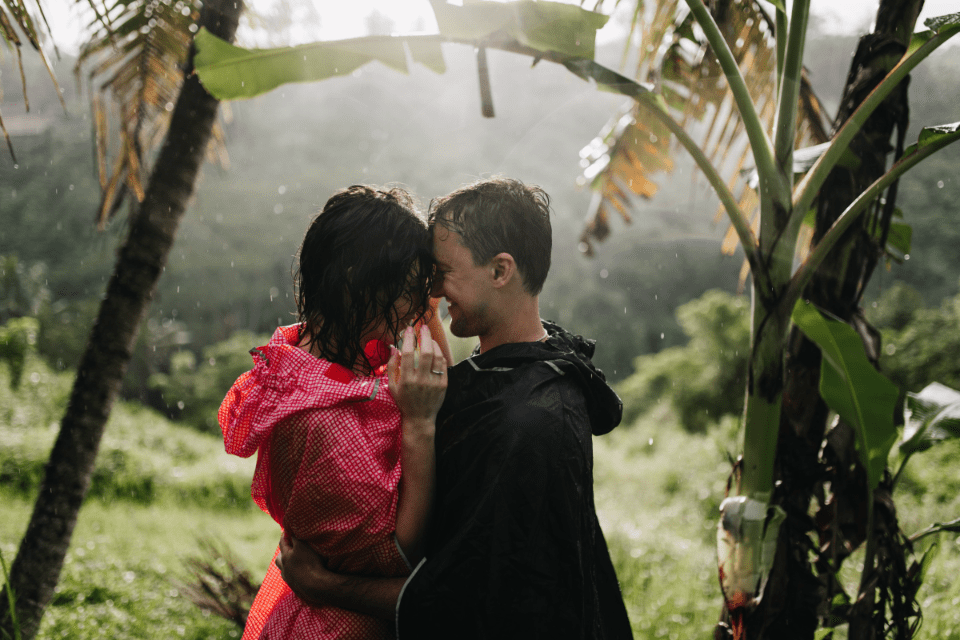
left=295, top=184, right=434, bottom=373
left=428, top=177, right=552, bottom=295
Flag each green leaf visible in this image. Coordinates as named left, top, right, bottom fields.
left=194, top=29, right=416, bottom=100
left=884, top=218, right=912, bottom=263
left=429, top=0, right=609, bottom=59
left=193, top=1, right=609, bottom=101
left=792, top=301, right=899, bottom=490
left=917, top=540, right=940, bottom=583
left=761, top=0, right=787, bottom=14
left=902, top=121, right=960, bottom=156
left=923, top=12, right=960, bottom=32
left=909, top=14, right=960, bottom=55
left=406, top=37, right=446, bottom=74
left=900, top=382, right=960, bottom=455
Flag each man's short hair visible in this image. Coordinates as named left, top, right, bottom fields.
left=428, top=177, right=552, bottom=295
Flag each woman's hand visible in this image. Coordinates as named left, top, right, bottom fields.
left=388, top=325, right=444, bottom=564
left=388, top=325, right=447, bottom=428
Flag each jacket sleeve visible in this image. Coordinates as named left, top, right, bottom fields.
left=396, top=383, right=602, bottom=639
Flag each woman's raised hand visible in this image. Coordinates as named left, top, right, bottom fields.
left=390, top=325, right=444, bottom=562
left=388, top=325, right=447, bottom=427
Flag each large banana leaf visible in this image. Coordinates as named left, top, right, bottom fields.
left=194, top=0, right=609, bottom=101
left=792, top=300, right=899, bottom=491
left=578, top=0, right=830, bottom=257
left=193, top=30, right=434, bottom=100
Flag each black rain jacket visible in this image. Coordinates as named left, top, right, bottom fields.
left=396, top=320, right=633, bottom=639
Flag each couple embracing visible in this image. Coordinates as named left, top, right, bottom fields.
left=219, top=177, right=633, bottom=639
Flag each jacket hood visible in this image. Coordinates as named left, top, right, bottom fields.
left=218, top=325, right=391, bottom=458
left=467, top=319, right=623, bottom=435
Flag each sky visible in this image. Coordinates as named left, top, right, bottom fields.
left=44, top=0, right=960, bottom=55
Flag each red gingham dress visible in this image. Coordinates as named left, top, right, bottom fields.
left=219, top=325, right=410, bottom=640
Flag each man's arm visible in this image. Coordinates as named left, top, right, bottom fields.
left=276, top=534, right=406, bottom=620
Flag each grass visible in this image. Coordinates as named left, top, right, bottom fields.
left=0, top=499, right=279, bottom=640
left=2, top=354, right=960, bottom=638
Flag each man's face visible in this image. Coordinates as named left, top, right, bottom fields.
left=432, top=225, right=493, bottom=338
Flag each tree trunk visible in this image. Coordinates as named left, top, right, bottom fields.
left=0, top=2, right=242, bottom=637
left=731, top=1, right=924, bottom=639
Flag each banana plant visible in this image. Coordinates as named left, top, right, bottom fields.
left=193, top=1, right=959, bottom=636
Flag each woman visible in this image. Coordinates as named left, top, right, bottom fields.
left=219, top=185, right=449, bottom=639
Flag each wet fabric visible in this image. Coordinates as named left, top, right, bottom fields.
left=219, top=324, right=409, bottom=640
left=396, top=320, right=633, bottom=639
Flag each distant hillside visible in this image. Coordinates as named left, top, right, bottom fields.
left=2, top=28, right=957, bottom=389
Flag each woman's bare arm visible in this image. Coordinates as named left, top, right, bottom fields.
left=388, top=325, right=445, bottom=565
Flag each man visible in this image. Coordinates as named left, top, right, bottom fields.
left=278, top=177, right=633, bottom=638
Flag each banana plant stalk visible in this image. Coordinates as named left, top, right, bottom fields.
left=683, top=0, right=811, bottom=618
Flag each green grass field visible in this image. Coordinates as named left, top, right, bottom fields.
left=3, top=356, right=960, bottom=639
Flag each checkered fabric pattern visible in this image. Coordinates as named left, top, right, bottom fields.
left=220, top=325, right=409, bottom=640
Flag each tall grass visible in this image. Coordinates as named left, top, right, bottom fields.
left=1, top=546, right=22, bottom=640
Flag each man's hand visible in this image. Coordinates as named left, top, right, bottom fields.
left=275, top=533, right=407, bottom=620
left=276, top=534, right=334, bottom=607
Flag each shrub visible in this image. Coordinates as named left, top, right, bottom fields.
left=0, top=351, right=255, bottom=510
left=616, top=289, right=749, bottom=431
left=870, top=281, right=960, bottom=393
left=149, top=331, right=271, bottom=434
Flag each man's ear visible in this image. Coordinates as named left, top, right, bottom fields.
left=489, top=253, right=516, bottom=289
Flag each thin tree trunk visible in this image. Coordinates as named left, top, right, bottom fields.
left=733, top=1, right=923, bottom=639
left=0, top=2, right=242, bottom=637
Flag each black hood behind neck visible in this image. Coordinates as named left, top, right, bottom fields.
left=468, top=320, right=623, bottom=436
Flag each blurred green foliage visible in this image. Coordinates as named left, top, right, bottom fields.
left=616, top=289, right=750, bottom=431
left=148, top=331, right=270, bottom=434
left=0, top=340, right=255, bottom=509
left=871, top=281, right=960, bottom=393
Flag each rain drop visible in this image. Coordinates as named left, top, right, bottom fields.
left=938, top=180, right=945, bottom=189
left=600, top=269, right=609, bottom=278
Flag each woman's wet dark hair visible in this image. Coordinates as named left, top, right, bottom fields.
left=295, top=185, right=434, bottom=374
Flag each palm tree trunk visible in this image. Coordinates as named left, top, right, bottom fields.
left=0, top=2, right=242, bottom=637
left=724, top=1, right=923, bottom=638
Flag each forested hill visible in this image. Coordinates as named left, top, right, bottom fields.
left=2, top=30, right=958, bottom=391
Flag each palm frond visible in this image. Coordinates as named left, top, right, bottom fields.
left=580, top=0, right=831, bottom=259
left=0, top=0, right=65, bottom=160
left=77, top=0, right=227, bottom=228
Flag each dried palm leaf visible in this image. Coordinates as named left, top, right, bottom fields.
left=580, top=0, right=831, bottom=262
left=178, top=537, right=258, bottom=629
left=78, top=0, right=228, bottom=228
left=1, top=0, right=66, bottom=160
